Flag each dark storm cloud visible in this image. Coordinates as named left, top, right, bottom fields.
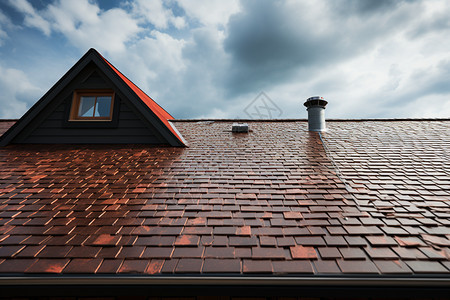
left=222, top=0, right=412, bottom=97
left=404, top=60, right=450, bottom=99
left=332, top=0, right=401, bottom=15
left=225, top=2, right=313, bottom=67
left=407, top=12, right=450, bottom=38
left=360, top=58, right=450, bottom=118
left=427, top=62, right=450, bottom=95
left=223, top=0, right=339, bottom=96
left=163, top=27, right=229, bottom=118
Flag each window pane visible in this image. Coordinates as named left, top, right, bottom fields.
left=79, top=96, right=95, bottom=117
left=95, top=96, right=112, bottom=117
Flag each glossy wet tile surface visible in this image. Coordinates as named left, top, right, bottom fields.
left=0, top=120, right=449, bottom=275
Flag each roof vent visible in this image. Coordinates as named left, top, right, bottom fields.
left=232, top=123, right=249, bottom=133
left=304, top=96, right=328, bottom=131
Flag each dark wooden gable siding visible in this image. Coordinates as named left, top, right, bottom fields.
left=12, top=63, right=166, bottom=144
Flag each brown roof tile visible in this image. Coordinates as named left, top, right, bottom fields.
left=25, top=258, right=70, bottom=273
left=243, top=260, right=273, bottom=273
left=0, top=258, right=37, bottom=273
left=175, top=258, right=203, bottom=273
left=313, top=260, right=341, bottom=274
left=118, top=259, right=149, bottom=273
left=37, top=246, right=72, bottom=258
left=252, top=247, right=287, bottom=260
left=337, top=260, right=379, bottom=274
left=405, top=261, right=448, bottom=273
left=290, top=246, right=317, bottom=259
left=318, top=247, right=341, bottom=259
left=62, top=258, right=103, bottom=273
left=97, top=259, right=123, bottom=274
left=272, top=260, right=314, bottom=274
left=145, top=259, right=165, bottom=274
left=373, top=260, right=412, bottom=274
left=203, top=258, right=241, bottom=273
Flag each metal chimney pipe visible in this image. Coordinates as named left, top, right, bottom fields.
left=304, top=96, right=328, bottom=131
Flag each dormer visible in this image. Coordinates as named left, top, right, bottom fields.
left=0, top=49, right=186, bottom=146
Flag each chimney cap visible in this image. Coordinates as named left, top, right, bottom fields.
left=304, top=96, right=328, bottom=108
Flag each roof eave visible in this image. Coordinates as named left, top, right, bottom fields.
left=1, top=274, right=450, bottom=287
left=1, top=275, right=449, bottom=298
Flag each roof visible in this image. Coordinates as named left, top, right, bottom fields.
left=0, top=119, right=449, bottom=288
left=0, top=48, right=185, bottom=147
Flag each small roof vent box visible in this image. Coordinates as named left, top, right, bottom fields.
left=232, top=123, right=249, bottom=133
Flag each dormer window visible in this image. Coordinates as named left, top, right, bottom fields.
left=69, top=90, right=114, bottom=121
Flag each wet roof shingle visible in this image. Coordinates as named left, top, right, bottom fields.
left=0, top=119, right=449, bottom=275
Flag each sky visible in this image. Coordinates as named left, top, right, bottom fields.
left=0, top=0, right=450, bottom=120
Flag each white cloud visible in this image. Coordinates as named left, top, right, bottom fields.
left=8, top=0, right=51, bottom=35
left=45, top=0, right=100, bottom=33
left=0, top=11, right=12, bottom=45
left=110, top=30, right=187, bottom=92
left=402, top=94, right=450, bottom=118
left=8, top=0, right=142, bottom=54
left=45, top=0, right=141, bottom=54
left=131, top=0, right=186, bottom=29
left=176, top=0, right=240, bottom=27
left=142, top=30, right=186, bottom=72
left=0, top=65, right=42, bottom=119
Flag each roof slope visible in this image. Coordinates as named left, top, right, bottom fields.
left=0, top=120, right=449, bottom=277
left=0, top=48, right=185, bottom=147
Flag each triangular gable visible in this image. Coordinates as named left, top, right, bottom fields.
left=0, top=48, right=186, bottom=147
